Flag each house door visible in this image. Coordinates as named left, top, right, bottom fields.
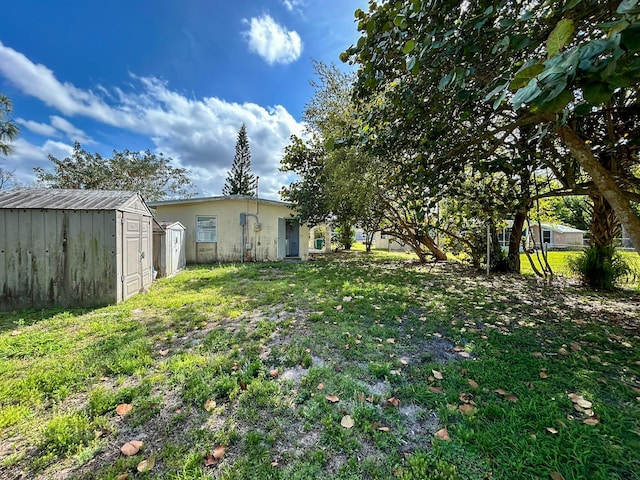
left=277, top=219, right=300, bottom=258
left=286, top=220, right=299, bottom=257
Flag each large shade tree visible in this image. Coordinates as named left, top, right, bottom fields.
left=343, top=0, right=640, bottom=254
left=35, top=142, right=195, bottom=201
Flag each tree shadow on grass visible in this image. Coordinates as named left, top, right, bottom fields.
left=0, top=306, right=92, bottom=334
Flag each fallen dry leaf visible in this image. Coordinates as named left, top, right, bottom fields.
left=271, top=461, right=279, bottom=467
left=558, top=348, right=569, bottom=356
left=325, top=395, right=340, bottom=403
left=116, top=403, right=133, bottom=416
left=335, top=305, right=343, bottom=311
left=434, top=428, right=451, bottom=441
left=432, top=370, right=444, bottom=380
left=137, top=457, right=155, bottom=473
left=270, top=369, right=279, bottom=378
left=387, top=397, right=400, bottom=407
left=459, top=404, right=476, bottom=416
left=459, top=393, right=474, bottom=404
left=583, top=417, right=600, bottom=426
left=468, top=379, right=479, bottom=389
left=159, top=349, right=169, bottom=356
left=539, top=372, right=549, bottom=379
left=577, top=398, right=592, bottom=409
left=204, top=455, right=218, bottom=467
left=120, top=440, right=143, bottom=456
left=340, top=415, right=355, bottom=429
left=386, top=338, right=396, bottom=344
left=213, top=445, right=226, bottom=459
left=116, top=474, right=129, bottom=480
left=429, top=386, right=444, bottom=394
left=549, top=472, right=565, bottom=480
left=317, top=383, right=324, bottom=390
left=546, top=427, right=558, bottom=434
left=570, top=342, right=581, bottom=351
left=204, top=399, right=217, bottom=412
left=532, top=352, right=544, bottom=358
left=506, top=395, right=519, bottom=403
left=378, top=426, right=390, bottom=432
left=400, top=359, right=409, bottom=365
left=494, top=389, right=507, bottom=396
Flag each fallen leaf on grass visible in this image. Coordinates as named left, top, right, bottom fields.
left=116, top=474, right=129, bottom=480
left=238, top=380, right=247, bottom=391
left=570, top=342, right=581, bottom=351
left=583, top=416, right=600, bottom=426
left=400, top=359, right=409, bottom=365
left=532, top=352, right=544, bottom=358
left=549, top=472, right=565, bottom=480
left=386, top=338, right=396, bottom=344
left=433, top=428, right=451, bottom=441
left=546, top=427, right=558, bottom=434
left=271, top=461, right=279, bottom=467
left=159, top=349, right=169, bottom=356
left=270, top=369, right=279, bottom=378
left=387, top=397, right=400, bottom=407
left=459, top=393, right=474, bottom=404
left=317, top=383, right=324, bottom=390
left=120, top=440, right=143, bottom=456
left=494, top=389, right=507, bottom=396
left=558, top=348, right=569, bottom=356
left=539, top=372, right=549, bottom=379
left=335, top=305, right=343, bottom=311
left=432, top=370, right=443, bottom=380
left=429, top=386, right=444, bottom=394
left=468, top=379, right=479, bottom=389
left=340, top=415, right=355, bottom=429
left=342, top=296, right=352, bottom=302
left=204, top=399, right=217, bottom=412
left=213, top=445, right=226, bottom=459
left=137, top=457, right=155, bottom=473
left=506, top=395, right=519, bottom=403
left=116, top=403, right=133, bottom=416
left=378, top=426, right=390, bottom=432
left=459, top=404, right=476, bottom=415
left=325, top=395, right=339, bottom=403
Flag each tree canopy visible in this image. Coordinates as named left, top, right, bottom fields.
left=35, top=142, right=195, bottom=201
left=223, top=124, right=257, bottom=196
left=342, top=0, right=640, bottom=254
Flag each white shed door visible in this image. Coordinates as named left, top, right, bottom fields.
left=122, top=213, right=152, bottom=300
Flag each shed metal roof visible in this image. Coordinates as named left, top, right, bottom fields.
left=0, top=188, right=143, bottom=210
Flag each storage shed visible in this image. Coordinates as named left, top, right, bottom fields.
left=153, top=221, right=186, bottom=278
left=0, top=188, right=153, bottom=312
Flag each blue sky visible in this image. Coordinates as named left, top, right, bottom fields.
left=0, top=0, right=365, bottom=199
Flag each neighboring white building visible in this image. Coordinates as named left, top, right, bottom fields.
left=498, top=221, right=585, bottom=250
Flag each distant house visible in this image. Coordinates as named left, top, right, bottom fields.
left=498, top=221, right=585, bottom=250
left=0, top=188, right=154, bottom=312
left=148, top=195, right=309, bottom=263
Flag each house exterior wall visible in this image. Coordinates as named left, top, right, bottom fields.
left=529, top=225, right=584, bottom=249
left=152, top=198, right=309, bottom=263
left=0, top=208, right=119, bottom=312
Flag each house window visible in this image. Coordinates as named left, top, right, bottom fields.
left=196, top=216, right=217, bottom=242
left=542, top=230, right=551, bottom=244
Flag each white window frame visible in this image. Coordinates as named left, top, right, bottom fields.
left=196, top=215, right=217, bottom=243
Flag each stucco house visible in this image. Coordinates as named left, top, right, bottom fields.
left=148, top=195, right=308, bottom=263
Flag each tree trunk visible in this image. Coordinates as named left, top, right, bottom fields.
left=419, top=233, right=448, bottom=261
left=589, top=194, right=620, bottom=248
left=507, top=210, right=527, bottom=273
left=557, top=125, right=640, bottom=255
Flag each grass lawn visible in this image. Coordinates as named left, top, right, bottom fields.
left=0, top=251, right=639, bottom=479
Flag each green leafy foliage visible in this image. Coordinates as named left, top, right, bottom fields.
left=567, top=245, right=635, bottom=290
left=546, top=19, right=576, bottom=58
left=395, top=452, right=457, bottom=480
left=42, top=414, right=93, bottom=455
left=34, top=142, right=195, bottom=200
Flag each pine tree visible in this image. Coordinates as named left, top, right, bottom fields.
left=222, top=124, right=256, bottom=196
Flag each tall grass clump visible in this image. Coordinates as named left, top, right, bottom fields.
left=567, top=246, right=635, bottom=290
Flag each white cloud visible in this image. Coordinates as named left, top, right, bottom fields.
left=281, top=0, right=306, bottom=12
left=243, top=15, right=303, bottom=65
left=15, top=118, right=58, bottom=137
left=50, top=116, right=95, bottom=144
left=0, top=42, right=305, bottom=199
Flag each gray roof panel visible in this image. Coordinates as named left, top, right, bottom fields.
left=0, top=188, right=142, bottom=210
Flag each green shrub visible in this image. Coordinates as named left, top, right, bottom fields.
left=395, top=451, right=457, bottom=480
left=42, top=413, right=93, bottom=455
left=567, top=246, right=634, bottom=290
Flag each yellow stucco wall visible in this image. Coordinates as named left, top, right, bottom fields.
left=152, top=197, right=309, bottom=263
